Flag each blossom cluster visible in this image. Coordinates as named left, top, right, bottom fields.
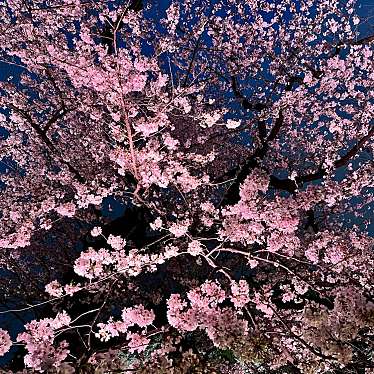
left=16, top=312, right=71, bottom=371
left=167, top=280, right=250, bottom=348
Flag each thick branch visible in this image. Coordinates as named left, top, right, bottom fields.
left=182, top=33, right=204, bottom=88
left=10, top=105, right=85, bottom=183
left=220, top=109, right=285, bottom=205
left=231, top=75, right=267, bottom=111
left=99, top=0, right=143, bottom=54
left=43, top=106, right=71, bottom=132
left=267, top=110, right=284, bottom=142
left=270, top=126, right=374, bottom=193
left=221, top=122, right=373, bottom=202
left=334, top=126, right=374, bottom=168
left=346, top=33, right=374, bottom=47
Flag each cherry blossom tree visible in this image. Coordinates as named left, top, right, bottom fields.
left=0, top=0, right=373, bottom=372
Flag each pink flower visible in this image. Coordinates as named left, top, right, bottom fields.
left=169, top=220, right=190, bottom=238
left=0, top=329, right=11, bottom=356
left=122, top=305, right=155, bottom=328
left=187, top=240, right=203, bottom=256
left=226, top=119, right=241, bottom=129
left=163, top=134, right=179, bottom=150
left=91, top=226, right=102, bottom=237
left=200, top=281, right=226, bottom=304
left=167, top=282, right=249, bottom=348
left=328, top=19, right=339, bottom=33
left=134, top=119, right=159, bottom=137
left=107, top=234, right=126, bottom=250
left=167, top=294, right=198, bottom=332
left=230, top=280, right=250, bottom=308
left=202, top=112, right=221, bottom=127
left=247, top=258, right=259, bottom=268
left=16, top=314, right=70, bottom=371
left=94, top=306, right=155, bottom=344
left=45, top=280, right=64, bottom=297
left=305, top=247, right=319, bottom=264
left=74, top=248, right=112, bottom=279
left=252, top=293, right=274, bottom=318
left=55, top=202, right=76, bottom=217
left=150, top=217, right=163, bottom=230
left=126, top=332, right=150, bottom=353
left=64, top=284, right=81, bottom=296
left=52, top=311, right=71, bottom=329
left=96, top=320, right=120, bottom=342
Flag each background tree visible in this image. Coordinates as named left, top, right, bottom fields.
left=0, top=0, right=373, bottom=372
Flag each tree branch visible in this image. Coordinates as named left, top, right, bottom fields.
left=10, top=105, right=85, bottom=183
left=270, top=126, right=374, bottom=193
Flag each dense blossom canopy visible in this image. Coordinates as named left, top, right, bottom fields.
left=0, top=0, right=373, bottom=372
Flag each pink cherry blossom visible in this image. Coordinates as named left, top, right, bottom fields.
left=122, top=305, right=155, bottom=328
left=45, top=280, right=64, bottom=298
left=230, top=280, right=250, bottom=308
left=107, top=234, right=126, bottom=250
left=91, top=226, right=102, bottom=237
left=126, top=332, right=150, bottom=353
left=0, top=329, right=12, bottom=357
